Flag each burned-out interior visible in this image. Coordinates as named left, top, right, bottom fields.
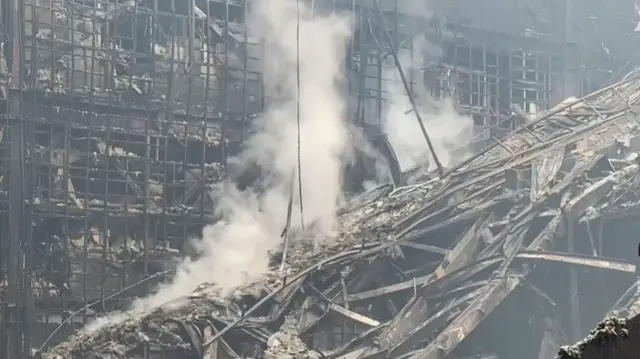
left=2, top=0, right=640, bottom=358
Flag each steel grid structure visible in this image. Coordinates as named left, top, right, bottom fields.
left=40, top=73, right=640, bottom=359
left=0, top=0, right=261, bottom=356
left=0, top=0, right=636, bottom=357
left=344, top=0, right=584, bottom=185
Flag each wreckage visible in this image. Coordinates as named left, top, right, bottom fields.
left=40, top=74, right=640, bottom=359
left=554, top=278, right=640, bottom=359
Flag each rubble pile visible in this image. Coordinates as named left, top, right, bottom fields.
left=42, top=76, right=640, bottom=359
left=555, top=314, right=640, bottom=359
left=557, top=317, right=629, bottom=359
left=265, top=317, right=319, bottom=359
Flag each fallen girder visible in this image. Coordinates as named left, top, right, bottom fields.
left=42, top=76, right=640, bottom=359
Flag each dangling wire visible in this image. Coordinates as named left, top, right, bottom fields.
left=296, top=0, right=305, bottom=230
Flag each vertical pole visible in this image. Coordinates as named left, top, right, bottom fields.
left=563, top=0, right=581, bottom=341
left=567, top=218, right=581, bottom=341
left=220, top=0, right=230, bottom=171
left=356, top=4, right=365, bottom=126
left=7, top=122, right=23, bottom=359
left=371, top=0, right=443, bottom=174
left=241, top=0, right=249, bottom=143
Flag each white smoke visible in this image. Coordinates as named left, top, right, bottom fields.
left=83, top=0, right=350, bottom=332
left=382, top=18, right=472, bottom=172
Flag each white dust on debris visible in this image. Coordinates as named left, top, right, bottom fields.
left=83, top=0, right=351, bottom=333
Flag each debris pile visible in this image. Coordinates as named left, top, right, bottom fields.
left=557, top=317, right=629, bottom=359
left=265, top=316, right=319, bottom=359
left=42, top=76, right=640, bottom=359
left=555, top=314, right=640, bottom=359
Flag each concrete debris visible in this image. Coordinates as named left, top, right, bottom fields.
left=557, top=317, right=629, bottom=359
left=265, top=316, right=319, bottom=359
left=40, top=76, right=640, bottom=359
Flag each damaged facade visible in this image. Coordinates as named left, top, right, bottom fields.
left=41, top=77, right=640, bottom=359
left=2, top=0, right=640, bottom=358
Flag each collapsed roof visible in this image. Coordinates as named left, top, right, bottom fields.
left=42, top=76, right=640, bottom=359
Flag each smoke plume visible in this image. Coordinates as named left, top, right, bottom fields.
left=382, top=18, right=472, bottom=172
left=83, top=0, right=350, bottom=332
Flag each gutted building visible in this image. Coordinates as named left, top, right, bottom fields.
left=1, top=0, right=639, bottom=357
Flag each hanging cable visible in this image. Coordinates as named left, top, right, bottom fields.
left=296, top=0, right=305, bottom=230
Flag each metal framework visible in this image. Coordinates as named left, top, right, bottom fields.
left=1, top=0, right=639, bottom=357
left=347, top=0, right=583, bottom=183
left=41, top=74, right=640, bottom=359
left=0, top=0, right=261, bottom=356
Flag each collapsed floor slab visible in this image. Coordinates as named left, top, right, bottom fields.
left=43, top=76, right=640, bottom=359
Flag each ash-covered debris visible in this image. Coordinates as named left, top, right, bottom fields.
left=265, top=316, right=320, bottom=359
left=39, top=76, right=640, bottom=359
left=42, top=295, right=251, bottom=359
left=557, top=317, right=629, bottom=359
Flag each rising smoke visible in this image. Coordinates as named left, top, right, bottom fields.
left=382, top=9, right=472, bottom=172
left=83, top=0, right=351, bottom=332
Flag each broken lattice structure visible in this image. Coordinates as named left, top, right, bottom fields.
left=41, top=77, right=640, bottom=358
left=0, top=0, right=262, bottom=353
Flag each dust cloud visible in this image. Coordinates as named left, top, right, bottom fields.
left=83, top=0, right=351, bottom=332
